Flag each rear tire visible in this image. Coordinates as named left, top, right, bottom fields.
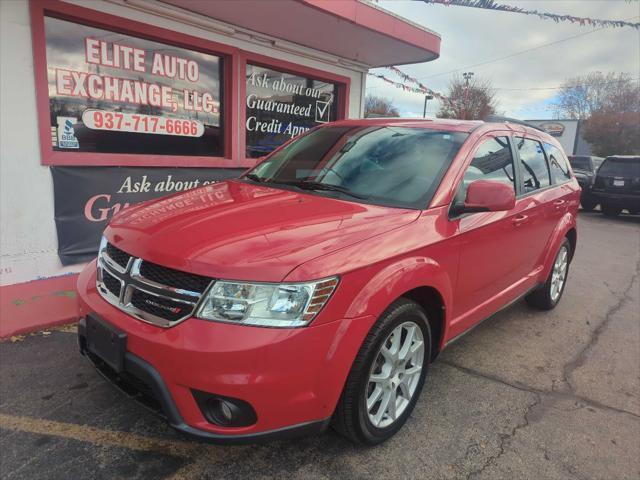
left=332, top=298, right=431, bottom=445
left=526, top=238, right=571, bottom=311
left=601, top=204, right=622, bottom=217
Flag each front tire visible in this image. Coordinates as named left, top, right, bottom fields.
left=526, top=238, right=571, bottom=310
left=332, top=299, right=431, bottom=445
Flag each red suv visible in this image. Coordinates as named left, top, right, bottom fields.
left=77, top=119, right=579, bottom=445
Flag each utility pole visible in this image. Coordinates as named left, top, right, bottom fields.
left=423, top=94, right=434, bottom=118
left=462, top=72, right=474, bottom=120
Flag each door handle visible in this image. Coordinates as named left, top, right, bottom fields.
left=553, top=199, right=566, bottom=210
left=512, top=214, right=528, bottom=226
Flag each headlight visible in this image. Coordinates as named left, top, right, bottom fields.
left=195, top=277, right=339, bottom=327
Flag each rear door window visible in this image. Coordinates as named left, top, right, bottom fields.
left=516, top=137, right=551, bottom=193
left=545, top=143, right=571, bottom=184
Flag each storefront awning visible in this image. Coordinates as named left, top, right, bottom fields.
left=160, top=0, right=441, bottom=67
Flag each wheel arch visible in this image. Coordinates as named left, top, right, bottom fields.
left=344, top=256, right=453, bottom=362
left=401, top=286, right=446, bottom=361
left=540, top=213, right=577, bottom=280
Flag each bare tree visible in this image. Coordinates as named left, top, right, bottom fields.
left=364, top=95, right=400, bottom=118
left=554, top=72, right=640, bottom=155
left=437, top=74, right=497, bottom=120
left=554, top=72, right=638, bottom=119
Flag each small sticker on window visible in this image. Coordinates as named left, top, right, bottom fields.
left=56, top=116, right=80, bottom=149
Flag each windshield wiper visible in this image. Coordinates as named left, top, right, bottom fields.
left=243, top=173, right=264, bottom=183
left=278, top=180, right=369, bottom=200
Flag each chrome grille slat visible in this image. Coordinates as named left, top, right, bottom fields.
left=96, top=242, right=213, bottom=328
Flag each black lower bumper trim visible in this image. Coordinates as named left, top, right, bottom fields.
left=78, top=318, right=330, bottom=444
left=591, top=192, right=640, bottom=205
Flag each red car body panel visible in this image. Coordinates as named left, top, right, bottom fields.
left=106, top=180, right=420, bottom=283
left=77, top=118, right=580, bottom=440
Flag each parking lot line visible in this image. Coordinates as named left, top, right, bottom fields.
left=0, top=413, right=203, bottom=458
left=0, top=413, right=253, bottom=479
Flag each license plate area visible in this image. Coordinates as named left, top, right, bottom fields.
left=613, top=178, right=625, bottom=187
left=86, top=314, right=127, bottom=373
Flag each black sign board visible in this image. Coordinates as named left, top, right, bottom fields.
left=51, top=166, right=241, bottom=265
left=245, top=64, right=336, bottom=158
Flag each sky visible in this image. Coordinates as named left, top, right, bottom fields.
left=368, top=0, right=640, bottom=119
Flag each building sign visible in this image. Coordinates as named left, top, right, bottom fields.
left=44, top=16, right=223, bottom=156
left=537, top=122, right=566, bottom=137
left=51, top=167, right=240, bottom=265
left=245, top=64, right=336, bottom=158
left=526, top=119, right=582, bottom=155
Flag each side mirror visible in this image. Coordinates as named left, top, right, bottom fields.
left=462, top=180, right=516, bottom=213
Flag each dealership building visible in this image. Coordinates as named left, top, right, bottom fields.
left=0, top=0, right=441, bottom=336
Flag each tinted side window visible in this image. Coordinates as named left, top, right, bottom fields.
left=455, top=136, right=515, bottom=204
left=545, top=143, right=571, bottom=184
left=516, top=137, right=550, bottom=193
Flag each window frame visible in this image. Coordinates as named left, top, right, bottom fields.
left=30, top=0, right=351, bottom=168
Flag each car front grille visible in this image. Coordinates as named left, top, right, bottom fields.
left=97, top=242, right=214, bottom=328
left=102, top=269, right=122, bottom=298
left=130, top=289, right=188, bottom=324
left=106, top=243, right=132, bottom=269
left=139, top=260, right=211, bottom=293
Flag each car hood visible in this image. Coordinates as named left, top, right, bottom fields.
left=105, top=180, right=420, bottom=282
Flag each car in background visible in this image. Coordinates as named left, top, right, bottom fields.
left=591, top=155, right=640, bottom=217
left=568, top=155, right=604, bottom=211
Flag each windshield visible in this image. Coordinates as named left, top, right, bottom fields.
left=569, top=156, right=591, bottom=171
left=243, top=125, right=469, bottom=209
left=599, top=157, right=640, bottom=177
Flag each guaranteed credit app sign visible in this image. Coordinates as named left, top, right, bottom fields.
left=44, top=16, right=223, bottom=157
left=245, top=64, right=337, bottom=158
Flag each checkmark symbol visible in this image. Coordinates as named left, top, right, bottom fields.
left=315, top=100, right=331, bottom=123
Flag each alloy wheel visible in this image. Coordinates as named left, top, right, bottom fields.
left=550, top=245, right=569, bottom=302
left=366, top=321, right=425, bottom=428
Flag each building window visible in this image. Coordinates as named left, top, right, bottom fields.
left=44, top=16, right=223, bottom=157
left=245, top=64, right=337, bottom=158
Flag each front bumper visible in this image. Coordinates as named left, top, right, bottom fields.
left=76, top=261, right=375, bottom=443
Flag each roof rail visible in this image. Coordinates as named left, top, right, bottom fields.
left=484, top=115, right=545, bottom=132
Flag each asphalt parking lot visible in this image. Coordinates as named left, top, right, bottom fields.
left=1, top=211, right=639, bottom=480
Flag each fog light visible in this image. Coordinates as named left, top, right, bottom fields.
left=192, top=390, right=257, bottom=427
left=218, top=400, right=234, bottom=423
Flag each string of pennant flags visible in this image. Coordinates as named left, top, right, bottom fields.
left=367, top=69, right=451, bottom=104
left=386, top=66, right=450, bottom=103
left=368, top=0, right=640, bottom=100
left=421, top=0, right=640, bottom=30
